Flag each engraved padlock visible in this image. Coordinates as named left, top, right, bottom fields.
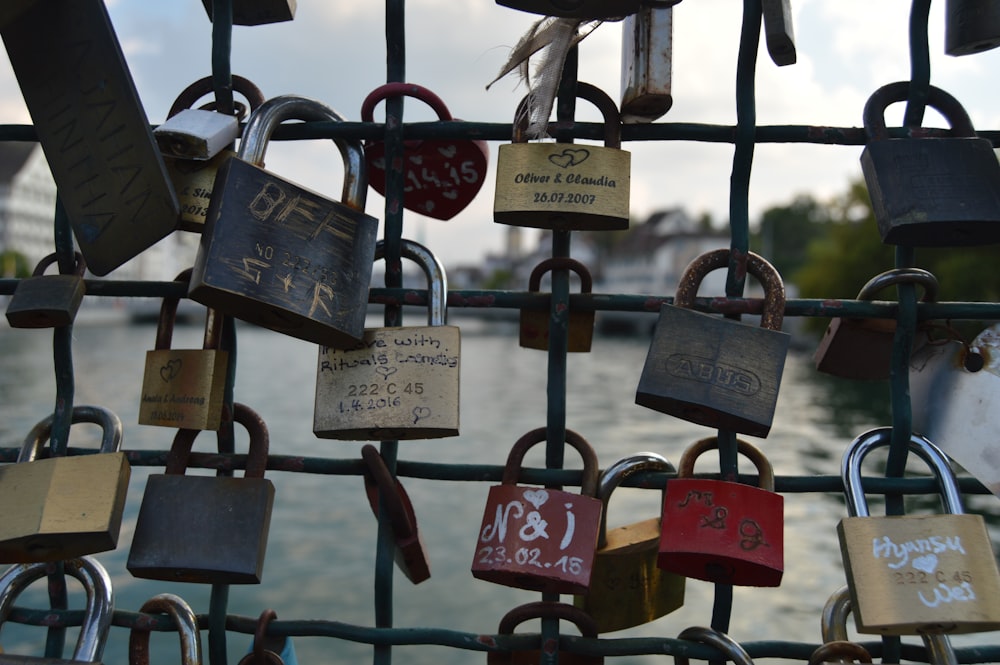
left=314, top=238, right=460, bottom=440
left=658, top=437, right=783, bottom=587
left=488, top=601, right=601, bottom=665
left=621, top=3, right=675, bottom=123
left=189, top=95, right=379, bottom=348
left=860, top=81, right=1000, bottom=246
left=573, top=452, right=685, bottom=633
left=837, top=427, right=1000, bottom=634
left=673, top=626, right=755, bottom=665
left=5, top=252, right=86, bottom=328
left=814, top=268, right=938, bottom=381
left=635, top=249, right=790, bottom=437
left=0, top=557, right=113, bottom=664
left=0, top=405, right=129, bottom=563
left=520, top=258, right=594, bottom=352
left=361, top=83, right=489, bottom=221
left=139, top=269, right=229, bottom=431
left=472, top=428, right=602, bottom=594
left=159, top=75, right=265, bottom=232
left=945, top=0, right=1000, bottom=56
left=129, top=593, right=202, bottom=665
left=494, top=0, right=640, bottom=20
left=494, top=82, right=630, bottom=231
left=127, top=403, right=275, bottom=584
left=200, top=0, right=296, bottom=25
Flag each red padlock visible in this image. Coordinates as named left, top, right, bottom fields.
left=361, top=83, right=489, bottom=220
left=658, top=437, right=783, bottom=587
left=472, top=427, right=602, bottom=594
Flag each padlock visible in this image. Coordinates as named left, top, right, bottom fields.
left=860, top=81, right=1000, bottom=246
left=945, top=0, right=1000, bottom=56
left=361, top=83, right=489, bottom=221
left=200, top=0, right=296, bottom=25
left=189, top=95, right=379, bottom=348
left=1, top=0, right=179, bottom=276
left=0, top=405, right=129, bottom=563
left=573, top=452, right=685, bottom=633
left=0, top=557, right=113, bottom=664
left=238, top=609, right=296, bottom=665
left=494, top=82, right=630, bottom=232
left=472, top=427, right=602, bottom=594
left=658, top=437, right=783, bottom=587
left=160, top=76, right=266, bottom=232
left=139, top=269, right=229, bottom=431
left=488, top=601, right=600, bottom=665
left=495, top=0, right=639, bottom=19
left=129, top=593, right=202, bottom=665
left=314, top=238, right=460, bottom=440
left=127, top=403, right=275, bottom=584
left=761, top=0, right=796, bottom=66
left=621, top=3, right=676, bottom=123
left=361, top=444, right=430, bottom=584
left=910, top=322, right=1000, bottom=498
left=5, top=252, right=86, bottom=328
left=814, top=268, right=938, bottom=381
left=519, top=258, right=594, bottom=352
left=635, top=248, right=790, bottom=438
left=673, top=626, right=754, bottom=665
left=837, top=427, right=1000, bottom=634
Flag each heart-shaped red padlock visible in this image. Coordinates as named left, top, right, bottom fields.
left=361, top=83, right=489, bottom=220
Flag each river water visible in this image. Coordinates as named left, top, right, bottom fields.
left=0, top=314, right=998, bottom=664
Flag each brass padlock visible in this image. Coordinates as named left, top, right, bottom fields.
left=673, top=626, right=754, bottom=665
left=189, top=95, right=380, bottom=348
left=0, top=405, right=129, bottom=563
left=5, top=252, right=86, bottom=328
left=621, top=3, right=675, bottom=123
left=0, top=557, right=113, bottom=663
left=494, top=82, right=630, bottom=231
left=127, top=403, right=275, bottom=584
left=129, top=593, right=202, bottom=665
left=520, top=258, right=594, bottom=352
left=200, top=0, right=296, bottom=25
left=945, top=0, right=1000, bottom=56
left=837, top=427, right=1000, bottom=634
left=314, top=238, right=459, bottom=440
left=139, top=269, right=229, bottom=431
left=161, top=75, right=266, bottom=232
left=573, top=452, right=684, bottom=633
left=635, top=249, right=790, bottom=437
left=813, top=268, right=938, bottom=381
left=488, top=601, right=601, bottom=665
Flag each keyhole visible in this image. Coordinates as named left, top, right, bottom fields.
left=964, top=350, right=985, bottom=372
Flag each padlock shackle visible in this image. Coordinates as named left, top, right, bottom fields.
left=239, top=95, right=368, bottom=212
left=19, top=405, right=124, bottom=463
left=820, top=585, right=853, bottom=642
left=597, top=452, right=674, bottom=547
left=129, top=593, right=203, bottom=665
left=497, top=600, right=598, bottom=638
left=863, top=81, right=978, bottom=141
left=154, top=269, right=194, bottom=351
left=676, top=437, right=775, bottom=492
left=512, top=81, right=622, bottom=148
left=807, top=641, right=872, bottom=665
left=528, top=257, right=593, bottom=294
left=501, top=427, right=600, bottom=497
left=31, top=251, right=86, bottom=278
left=235, top=609, right=288, bottom=665
left=673, top=626, right=754, bottom=665
left=361, top=444, right=420, bottom=544
left=673, top=249, right=786, bottom=331
left=856, top=267, right=939, bottom=303
left=922, top=633, right=959, bottom=665
left=360, top=82, right=454, bottom=123
left=0, top=557, right=113, bottom=662
left=168, top=74, right=266, bottom=121
left=374, top=238, right=448, bottom=326
left=165, top=402, right=270, bottom=478
left=841, top=427, right=964, bottom=518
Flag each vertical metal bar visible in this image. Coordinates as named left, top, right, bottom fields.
left=903, top=0, right=932, bottom=128
left=49, top=196, right=74, bottom=457
left=211, top=0, right=235, bottom=116
left=43, top=561, right=67, bottom=660
left=208, top=583, right=230, bottom=665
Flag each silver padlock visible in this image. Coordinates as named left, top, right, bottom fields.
left=155, top=108, right=240, bottom=161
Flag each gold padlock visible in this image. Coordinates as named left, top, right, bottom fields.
left=494, top=82, right=630, bottom=231
left=520, top=257, right=594, bottom=352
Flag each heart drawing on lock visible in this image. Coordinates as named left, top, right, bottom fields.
left=548, top=148, right=590, bottom=169
left=412, top=406, right=431, bottom=424
left=523, top=489, right=549, bottom=510
left=159, top=358, right=183, bottom=382
left=376, top=366, right=397, bottom=380
left=912, top=554, right=938, bottom=574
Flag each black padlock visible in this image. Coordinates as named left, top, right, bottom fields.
left=860, top=81, right=1000, bottom=246
left=945, top=0, right=1000, bottom=56
left=5, top=252, right=86, bottom=328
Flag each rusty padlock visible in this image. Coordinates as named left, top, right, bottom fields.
left=814, top=267, right=938, bottom=381
left=673, top=626, right=755, bottom=665
left=361, top=444, right=430, bottom=584
left=127, top=403, right=275, bottom=584
left=139, top=269, right=229, bottom=431
left=472, top=428, right=602, bottom=594
left=520, top=258, right=594, bottom=352
left=0, top=405, right=129, bottom=563
left=128, top=593, right=202, bottom=665
left=237, top=610, right=297, bottom=665
left=658, top=437, right=784, bottom=587
left=860, top=81, right=1000, bottom=246
left=945, top=0, right=1000, bottom=56
left=5, top=252, right=86, bottom=328
left=494, top=83, right=630, bottom=232
left=837, top=427, right=1000, bottom=634
left=621, top=2, right=675, bottom=123
left=200, top=0, right=295, bottom=25
left=488, top=601, right=600, bottom=665
left=636, top=249, right=790, bottom=438
left=189, top=95, right=379, bottom=348
left=361, top=83, right=489, bottom=221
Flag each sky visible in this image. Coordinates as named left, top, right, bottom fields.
left=2, top=0, right=1000, bottom=270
